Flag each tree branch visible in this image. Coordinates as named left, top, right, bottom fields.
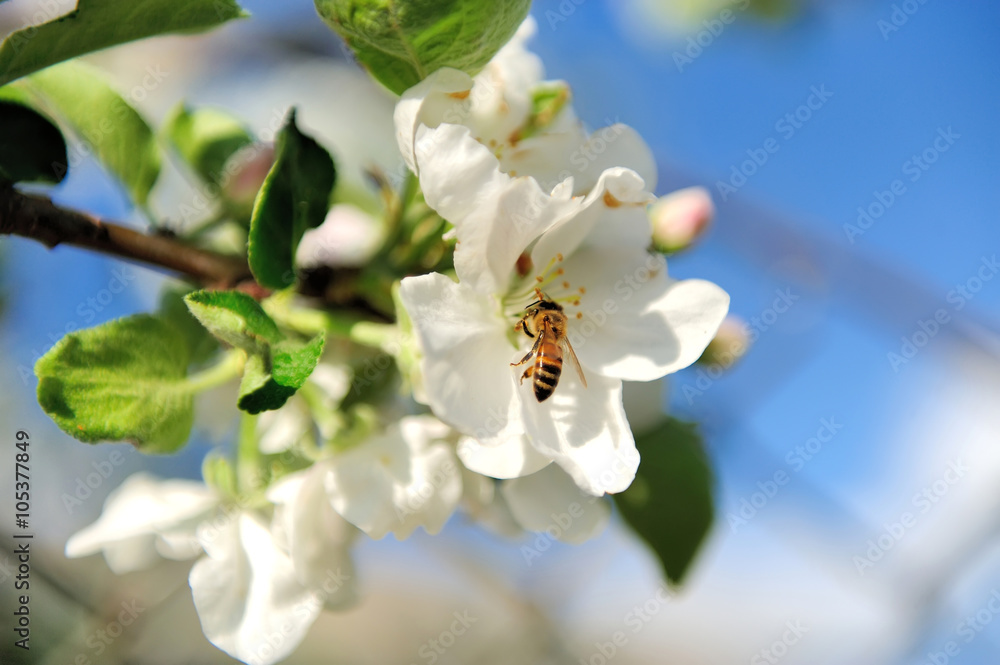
left=0, top=184, right=252, bottom=286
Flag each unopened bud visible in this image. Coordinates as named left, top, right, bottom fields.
left=222, top=143, right=275, bottom=208
left=697, top=315, right=750, bottom=370
left=650, top=186, right=713, bottom=254
left=297, top=203, right=382, bottom=268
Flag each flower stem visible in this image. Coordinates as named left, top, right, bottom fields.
left=185, top=350, right=244, bottom=393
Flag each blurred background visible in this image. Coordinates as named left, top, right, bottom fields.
left=1, top=0, right=999, bottom=663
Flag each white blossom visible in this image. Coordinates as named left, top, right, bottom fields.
left=65, top=473, right=218, bottom=574
left=321, top=415, right=463, bottom=540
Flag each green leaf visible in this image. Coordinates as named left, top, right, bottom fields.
left=315, top=0, right=532, bottom=94
left=162, top=103, right=253, bottom=187
left=0, top=99, right=67, bottom=184
left=158, top=287, right=219, bottom=365
left=0, top=0, right=248, bottom=87
left=613, top=418, right=715, bottom=585
left=248, top=109, right=335, bottom=289
left=16, top=62, right=161, bottom=205
left=35, top=315, right=195, bottom=453
left=184, top=290, right=283, bottom=353
left=237, top=335, right=325, bottom=414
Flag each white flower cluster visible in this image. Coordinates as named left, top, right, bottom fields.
left=64, top=18, right=728, bottom=665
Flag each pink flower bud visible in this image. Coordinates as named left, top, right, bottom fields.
left=698, top=315, right=750, bottom=370
left=650, top=186, right=714, bottom=254
left=222, top=143, right=275, bottom=208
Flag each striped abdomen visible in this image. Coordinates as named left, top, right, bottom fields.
left=532, top=331, right=563, bottom=402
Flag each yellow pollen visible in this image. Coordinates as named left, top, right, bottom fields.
left=556, top=253, right=564, bottom=261
left=576, top=312, right=583, bottom=319
left=579, top=286, right=586, bottom=294
left=536, top=275, right=544, bottom=282
left=573, top=299, right=580, bottom=306
left=562, top=281, right=570, bottom=289
left=556, top=268, right=564, bottom=275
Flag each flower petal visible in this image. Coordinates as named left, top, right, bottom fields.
left=562, top=247, right=730, bottom=380
left=190, top=513, right=321, bottom=665
left=530, top=167, right=653, bottom=269
left=457, top=435, right=551, bottom=479
left=518, top=369, right=639, bottom=496
left=394, top=67, right=474, bottom=173
left=267, top=469, right=357, bottom=609
left=399, top=273, right=522, bottom=445
left=501, top=465, right=611, bottom=545
left=324, top=416, right=462, bottom=539
left=65, top=473, right=217, bottom=573
left=413, top=123, right=573, bottom=295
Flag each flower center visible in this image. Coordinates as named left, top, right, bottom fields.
left=502, top=253, right=587, bottom=325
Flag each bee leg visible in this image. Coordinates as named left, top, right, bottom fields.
left=511, top=335, right=541, bottom=368
left=514, top=319, right=534, bottom=338
left=519, top=365, right=535, bottom=385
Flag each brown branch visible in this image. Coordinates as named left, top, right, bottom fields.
left=0, top=185, right=252, bottom=286
left=0, top=184, right=394, bottom=322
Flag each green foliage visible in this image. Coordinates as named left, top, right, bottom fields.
left=162, top=103, right=254, bottom=187
left=35, top=315, right=195, bottom=453
left=185, top=289, right=326, bottom=414
left=158, top=287, right=219, bottom=365
left=238, top=335, right=325, bottom=414
left=0, top=99, right=67, bottom=184
left=248, top=110, right=336, bottom=289
left=314, top=0, right=532, bottom=94
left=15, top=62, right=161, bottom=205
left=613, top=418, right=715, bottom=585
left=184, top=290, right=283, bottom=353
left=0, top=0, right=248, bottom=87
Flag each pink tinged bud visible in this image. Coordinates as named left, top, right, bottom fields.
left=697, top=315, right=750, bottom=370
left=297, top=204, right=382, bottom=269
left=222, top=143, right=276, bottom=207
left=650, top=186, right=714, bottom=253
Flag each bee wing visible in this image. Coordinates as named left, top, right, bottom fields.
left=559, top=336, right=587, bottom=389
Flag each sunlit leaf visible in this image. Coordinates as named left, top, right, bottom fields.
left=613, top=418, right=714, bottom=585
left=248, top=109, right=335, bottom=289
left=0, top=0, right=248, bottom=87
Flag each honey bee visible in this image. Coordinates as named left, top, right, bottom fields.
left=511, top=290, right=587, bottom=402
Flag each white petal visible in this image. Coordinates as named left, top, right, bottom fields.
left=458, top=467, right=523, bottom=538
left=65, top=473, right=216, bottom=573
left=324, top=416, right=462, bottom=539
left=501, top=465, right=611, bottom=545
left=563, top=247, right=730, bottom=380
left=267, top=469, right=358, bottom=609
left=519, top=370, right=639, bottom=496
left=257, top=398, right=310, bottom=455
left=530, top=167, right=653, bottom=269
left=394, top=68, right=474, bottom=172
left=457, top=435, right=551, bottom=479
left=571, top=124, right=658, bottom=194
left=413, top=123, right=572, bottom=295
left=190, top=513, right=321, bottom=665
left=399, top=273, right=522, bottom=446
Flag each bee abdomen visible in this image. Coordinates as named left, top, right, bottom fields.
left=532, top=357, right=562, bottom=402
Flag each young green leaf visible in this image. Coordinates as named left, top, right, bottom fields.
left=237, top=334, right=325, bottom=414
left=184, top=290, right=283, bottom=353
left=17, top=62, right=161, bottom=205
left=162, top=103, right=254, bottom=187
left=248, top=109, right=336, bottom=289
left=35, top=315, right=195, bottom=453
left=613, top=418, right=715, bottom=585
left=158, top=287, right=219, bottom=365
left=0, top=0, right=248, bottom=87
left=0, top=99, right=67, bottom=184
left=314, top=0, right=532, bottom=94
